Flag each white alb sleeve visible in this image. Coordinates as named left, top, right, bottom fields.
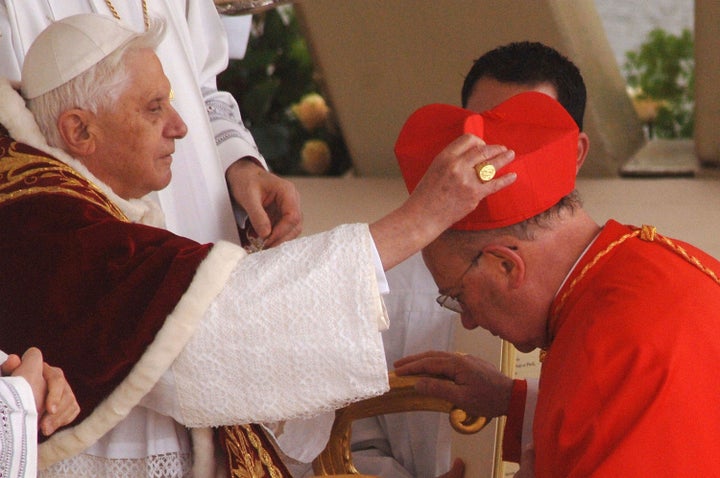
left=171, top=223, right=390, bottom=427
left=0, top=377, right=38, bottom=478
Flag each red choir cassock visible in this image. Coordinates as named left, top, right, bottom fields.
left=393, top=91, right=720, bottom=476
left=535, top=220, right=720, bottom=476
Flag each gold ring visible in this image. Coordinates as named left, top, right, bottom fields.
left=474, top=162, right=496, bottom=183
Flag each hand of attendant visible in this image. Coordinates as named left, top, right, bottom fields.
left=370, top=135, right=516, bottom=270
left=2, top=348, right=81, bottom=436
left=226, top=159, right=303, bottom=248
left=394, top=350, right=514, bottom=420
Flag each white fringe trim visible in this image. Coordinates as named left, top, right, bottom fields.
left=37, top=241, right=247, bottom=470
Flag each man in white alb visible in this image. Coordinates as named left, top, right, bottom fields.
left=0, top=0, right=302, bottom=247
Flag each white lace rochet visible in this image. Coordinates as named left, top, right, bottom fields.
left=173, top=223, right=390, bottom=426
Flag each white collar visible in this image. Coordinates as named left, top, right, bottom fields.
left=553, top=229, right=603, bottom=299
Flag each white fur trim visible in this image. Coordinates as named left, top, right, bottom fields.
left=0, top=76, right=238, bottom=468
left=38, top=241, right=247, bottom=469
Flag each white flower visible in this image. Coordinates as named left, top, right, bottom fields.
left=626, top=85, right=643, bottom=99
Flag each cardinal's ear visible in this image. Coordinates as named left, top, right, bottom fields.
left=481, top=244, right=525, bottom=289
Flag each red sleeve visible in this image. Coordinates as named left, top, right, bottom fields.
left=501, top=379, right=527, bottom=463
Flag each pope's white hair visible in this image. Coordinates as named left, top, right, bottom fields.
left=27, top=17, right=166, bottom=148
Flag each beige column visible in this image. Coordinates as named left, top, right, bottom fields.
left=694, top=0, right=720, bottom=165
left=297, top=0, right=644, bottom=178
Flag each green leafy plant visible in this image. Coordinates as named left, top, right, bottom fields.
left=623, top=28, right=694, bottom=138
left=218, top=6, right=352, bottom=176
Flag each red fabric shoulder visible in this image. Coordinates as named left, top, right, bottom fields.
left=0, top=193, right=212, bottom=431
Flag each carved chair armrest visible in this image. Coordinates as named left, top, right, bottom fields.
left=312, top=371, right=488, bottom=476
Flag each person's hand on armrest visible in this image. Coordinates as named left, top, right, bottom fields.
left=394, top=350, right=514, bottom=419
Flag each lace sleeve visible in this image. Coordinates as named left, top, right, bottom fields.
left=172, top=223, right=389, bottom=427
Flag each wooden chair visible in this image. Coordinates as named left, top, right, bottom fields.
left=312, top=371, right=488, bottom=476
left=220, top=372, right=488, bottom=477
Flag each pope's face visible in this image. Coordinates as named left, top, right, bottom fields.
left=89, top=48, right=187, bottom=199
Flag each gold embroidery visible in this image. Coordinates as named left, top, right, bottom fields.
left=0, top=140, right=128, bottom=222
left=223, top=425, right=284, bottom=478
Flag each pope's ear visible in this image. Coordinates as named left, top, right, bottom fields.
left=482, top=244, right=525, bottom=289
left=57, top=109, right=96, bottom=156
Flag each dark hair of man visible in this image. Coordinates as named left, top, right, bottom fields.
left=461, top=41, right=587, bottom=130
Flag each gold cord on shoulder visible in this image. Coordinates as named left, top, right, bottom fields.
left=640, top=224, right=656, bottom=241
left=541, top=224, right=720, bottom=362
left=551, top=229, right=641, bottom=323
left=655, top=233, right=720, bottom=285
